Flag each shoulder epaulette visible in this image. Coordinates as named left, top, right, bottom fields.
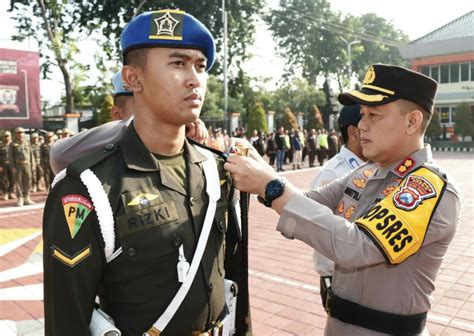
left=67, top=143, right=118, bottom=179
left=187, top=138, right=227, bottom=161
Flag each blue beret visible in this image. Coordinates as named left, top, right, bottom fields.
left=111, top=70, right=132, bottom=97
left=121, top=9, right=216, bottom=71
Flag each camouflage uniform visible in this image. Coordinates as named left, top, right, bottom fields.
left=9, top=127, right=35, bottom=206
left=0, top=131, right=15, bottom=200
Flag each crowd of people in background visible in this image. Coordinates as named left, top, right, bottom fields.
left=207, top=125, right=341, bottom=171
left=0, top=127, right=73, bottom=206
left=1, top=123, right=342, bottom=206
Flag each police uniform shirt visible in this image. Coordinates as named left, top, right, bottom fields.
left=310, top=145, right=365, bottom=276
left=276, top=145, right=461, bottom=335
left=43, top=124, right=238, bottom=335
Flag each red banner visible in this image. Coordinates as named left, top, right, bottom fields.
left=0, top=48, right=42, bottom=129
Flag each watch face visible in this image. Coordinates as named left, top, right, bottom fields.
left=267, top=179, right=284, bottom=198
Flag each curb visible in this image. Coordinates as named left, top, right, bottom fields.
left=431, top=147, right=473, bottom=152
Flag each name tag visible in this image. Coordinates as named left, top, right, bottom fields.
left=117, top=201, right=179, bottom=236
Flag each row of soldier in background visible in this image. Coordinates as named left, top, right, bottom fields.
left=0, top=127, right=73, bottom=206
left=207, top=126, right=340, bottom=171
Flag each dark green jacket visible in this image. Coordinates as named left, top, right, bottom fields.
left=43, top=124, right=249, bottom=336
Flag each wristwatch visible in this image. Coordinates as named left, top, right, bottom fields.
left=258, top=178, right=286, bottom=207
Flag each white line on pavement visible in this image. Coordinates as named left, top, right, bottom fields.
left=0, top=284, right=43, bottom=301
left=0, top=203, right=45, bottom=214
left=0, top=261, right=43, bottom=283
left=0, top=231, right=42, bottom=257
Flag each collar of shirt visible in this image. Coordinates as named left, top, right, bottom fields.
left=120, top=123, right=207, bottom=172
left=372, top=144, right=433, bottom=180
left=339, top=145, right=365, bottom=169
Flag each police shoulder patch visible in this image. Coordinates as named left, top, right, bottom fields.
left=355, top=166, right=446, bottom=265
left=62, top=194, right=94, bottom=239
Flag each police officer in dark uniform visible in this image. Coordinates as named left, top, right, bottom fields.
left=43, top=10, right=249, bottom=336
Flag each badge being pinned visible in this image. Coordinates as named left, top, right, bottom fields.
left=127, top=193, right=159, bottom=207
left=62, top=194, right=94, bottom=239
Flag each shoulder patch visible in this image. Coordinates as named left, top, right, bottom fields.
left=62, top=194, right=94, bottom=238
left=355, top=166, right=447, bottom=265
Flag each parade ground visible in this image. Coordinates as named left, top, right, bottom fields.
left=0, top=151, right=472, bottom=335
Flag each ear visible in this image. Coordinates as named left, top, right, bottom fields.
left=406, top=110, right=423, bottom=135
left=347, top=125, right=359, bottom=141
left=122, top=66, right=143, bottom=93
left=111, top=106, right=120, bottom=121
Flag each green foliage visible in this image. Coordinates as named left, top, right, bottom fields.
left=281, top=108, right=298, bottom=130
left=266, top=0, right=408, bottom=86
left=246, top=103, right=268, bottom=136
left=201, top=75, right=224, bottom=118
left=454, top=102, right=474, bottom=139
left=98, top=95, right=113, bottom=125
left=75, top=0, right=264, bottom=76
left=425, top=110, right=442, bottom=140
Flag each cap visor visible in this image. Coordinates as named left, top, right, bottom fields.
left=338, top=88, right=397, bottom=106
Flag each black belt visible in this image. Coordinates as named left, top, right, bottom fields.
left=325, top=288, right=427, bottom=335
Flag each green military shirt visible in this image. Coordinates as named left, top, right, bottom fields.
left=9, top=140, right=31, bottom=168
left=0, top=142, right=10, bottom=166
left=43, top=124, right=248, bottom=336
left=40, top=143, right=52, bottom=168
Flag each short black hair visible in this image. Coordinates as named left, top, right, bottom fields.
left=123, top=48, right=149, bottom=68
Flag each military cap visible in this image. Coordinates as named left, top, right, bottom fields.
left=121, top=9, right=216, bottom=71
left=15, top=127, right=25, bottom=133
left=31, top=132, right=39, bottom=138
left=56, top=129, right=63, bottom=135
left=62, top=128, right=70, bottom=134
left=338, top=105, right=361, bottom=129
left=47, top=131, right=54, bottom=137
left=112, top=70, right=133, bottom=97
left=339, top=64, right=438, bottom=113
left=3, top=131, right=11, bottom=136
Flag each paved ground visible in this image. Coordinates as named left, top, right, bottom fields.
left=0, top=152, right=472, bottom=335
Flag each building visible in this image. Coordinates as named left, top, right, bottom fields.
left=399, top=10, right=474, bottom=136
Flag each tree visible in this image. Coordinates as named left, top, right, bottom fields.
left=281, top=108, right=298, bottom=130
left=98, top=95, right=113, bottom=125
left=246, top=103, right=268, bottom=136
left=306, top=105, right=324, bottom=131
left=76, top=1, right=264, bottom=77
left=425, top=110, right=442, bottom=141
left=454, top=102, right=474, bottom=140
left=9, top=0, right=90, bottom=114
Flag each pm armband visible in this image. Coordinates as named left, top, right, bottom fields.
left=355, top=166, right=447, bottom=265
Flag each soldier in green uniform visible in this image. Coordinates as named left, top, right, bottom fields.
left=43, top=10, right=249, bottom=336
left=9, top=127, right=35, bottom=206
left=30, top=132, right=43, bottom=192
left=41, top=131, right=55, bottom=190
left=0, top=130, right=16, bottom=200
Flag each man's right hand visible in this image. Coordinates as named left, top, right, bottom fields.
left=185, top=119, right=209, bottom=145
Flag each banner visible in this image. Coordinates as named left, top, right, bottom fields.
left=0, top=48, right=42, bottom=129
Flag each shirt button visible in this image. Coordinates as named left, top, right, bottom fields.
left=189, top=197, right=196, bottom=206
left=208, top=282, right=214, bottom=292
left=104, top=143, right=115, bottom=151
left=217, top=220, right=225, bottom=232
left=172, top=236, right=182, bottom=248
left=126, top=247, right=136, bottom=257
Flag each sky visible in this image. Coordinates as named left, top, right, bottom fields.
left=1, top=1, right=473, bottom=104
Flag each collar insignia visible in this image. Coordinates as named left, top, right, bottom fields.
left=383, top=185, right=397, bottom=196
left=337, top=201, right=344, bottom=214
left=363, top=169, right=376, bottom=178
left=353, top=177, right=367, bottom=189
left=61, top=194, right=94, bottom=239
left=395, top=157, right=415, bottom=176
left=363, top=66, right=376, bottom=85
left=393, top=175, right=436, bottom=211
left=127, top=193, right=159, bottom=207
left=344, top=205, right=356, bottom=219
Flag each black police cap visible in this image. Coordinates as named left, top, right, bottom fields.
left=338, top=105, right=361, bottom=129
left=338, top=64, right=438, bottom=113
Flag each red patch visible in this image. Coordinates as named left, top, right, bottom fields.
left=395, top=158, right=416, bottom=176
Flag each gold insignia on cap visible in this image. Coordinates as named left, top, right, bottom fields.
left=363, top=66, right=376, bottom=85
left=149, top=10, right=184, bottom=41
